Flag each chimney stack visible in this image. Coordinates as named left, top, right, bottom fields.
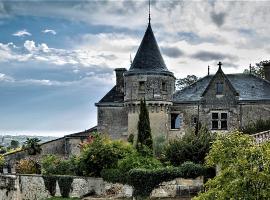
left=263, top=62, right=270, bottom=81
left=115, top=68, right=127, bottom=92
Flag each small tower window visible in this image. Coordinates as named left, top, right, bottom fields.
left=139, top=81, right=145, bottom=91
left=216, top=82, right=224, bottom=94
left=171, top=113, right=182, bottom=129
left=162, top=81, right=167, bottom=91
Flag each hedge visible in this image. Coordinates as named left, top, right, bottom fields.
left=102, top=162, right=207, bottom=199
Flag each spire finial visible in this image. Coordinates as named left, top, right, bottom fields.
left=208, top=65, right=210, bottom=76
left=148, top=0, right=151, bottom=24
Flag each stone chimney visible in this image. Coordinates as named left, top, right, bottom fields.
left=263, top=62, right=270, bottom=81
left=115, top=68, right=127, bottom=92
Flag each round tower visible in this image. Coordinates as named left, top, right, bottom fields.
left=124, top=22, right=175, bottom=139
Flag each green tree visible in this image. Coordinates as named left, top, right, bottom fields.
left=78, top=134, right=134, bottom=176
left=194, top=132, right=270, bottom=200
left=10, top=140, right=19, bottom=149
left=136, top=99, right=153, bottom=151
left=243, top=60, right=269, bottom=79
left=176, top=75, right=198, bottom=90
left=23, top=137, right=42, bottom=155
left=165, top=126, right=215, bottom=166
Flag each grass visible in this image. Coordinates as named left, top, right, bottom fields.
left=45, top=197, right=80, bottom=200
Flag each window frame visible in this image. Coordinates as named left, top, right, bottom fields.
left=211, top=111, right=228, bottom=130
left=216, top=82, right=224, bottom=95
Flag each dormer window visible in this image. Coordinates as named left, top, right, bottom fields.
left=216, top=82, right=224, bottom=94
left=139, top=81, right=145, bottom=91
left=161, top=81, right=167, bottom=91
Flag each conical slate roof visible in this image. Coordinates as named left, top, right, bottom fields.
left=125, top=23, right=173, bottom=76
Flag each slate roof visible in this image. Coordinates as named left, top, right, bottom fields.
left=97, top=86, right=124, bottom=104
left=173, top=73, right=270, bottom=102
left=125, top=23, right=173, bottom=76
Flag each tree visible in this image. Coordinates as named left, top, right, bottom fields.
left=136, top=99, right=153, bottom=151
left=23, top=137, right=41, bottom=155
left=10, top=140, right=19, bottom=149
left=176, top=75, right=198, bottom=90
left=164, top=126, right=215, bottom=166
left=243, top=60, right=269, bottom=79
left=194, top=132, right=270, bottom=200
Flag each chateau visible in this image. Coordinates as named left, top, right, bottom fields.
left=96, top=20, right=270, bottom=140
left=4, top=13, right=270, bottom=167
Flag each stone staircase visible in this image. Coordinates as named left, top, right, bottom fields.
left=252, top=130, right=270, bottom=143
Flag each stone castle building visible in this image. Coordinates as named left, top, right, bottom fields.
left=96, top=21, right=270, bottom=140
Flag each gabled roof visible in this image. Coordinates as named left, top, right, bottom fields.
left=125, top=23, right=173, bottom=76
left=97, top=85, right=124, bottom=104
left=173, top=73, right=270, bottom=102
left=201, top=66, right=239, bottom=96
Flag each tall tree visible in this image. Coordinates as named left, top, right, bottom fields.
left=136, top=99, right=153, bottom=151
left=176, top=75, right=198, bottom=90
left=23, top=137, right=41, bottom=155
left=244, top=60, right=270, bottom=79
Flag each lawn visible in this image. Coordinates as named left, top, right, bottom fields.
left=45, top=197, right=80, bottom=200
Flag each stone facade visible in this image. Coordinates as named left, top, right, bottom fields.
left=96, top=21, right=270, bottom=140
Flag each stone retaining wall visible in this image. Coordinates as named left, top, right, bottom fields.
left=0, top=174, right=203, bottom=200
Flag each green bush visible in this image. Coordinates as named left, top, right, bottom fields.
left=164, top=126, right=216, bottom=166
left=78, top=134, right=135, bottom=176
left=102, top=153, right=162, bottom=183
left=241, top=118, right=270, bottom=134
left=41, top=155, right=74, bottom=175
left=127, top=162, right=206, bottom=198
left=153, top=135, right=166, bottom=158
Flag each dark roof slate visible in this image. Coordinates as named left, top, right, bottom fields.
left=173, top=74, right=270, bottom=102
left=126, top=23, right=172, bottom=76
left=98, top=86, right=124, bottom=104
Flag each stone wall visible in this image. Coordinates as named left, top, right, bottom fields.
left=4, top=138, right=66, bottom=167
left=240, top=102, right=270, bottom=127
left=0, top=174, right=105, bottom=200
left=97, top=105, right=128, bottom=139
left=0, top=174, right=203, bottom=200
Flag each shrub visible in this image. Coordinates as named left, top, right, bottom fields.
left=164, top=126, right=216, bottom=166
left=127, top=162, right=205, bottom=198
left=118, top=153, right=162, bottom=174
left=78, top=134, right=135, bottom=176
left=102, top=153, right=162, bottom=183
left=16, top=159, right=41, bottom=174
left=41, top=155, right=74, bottom=175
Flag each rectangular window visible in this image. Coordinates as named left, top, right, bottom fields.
left=216, top=82, right=224, bottom=94
left=139, top=81, right=145, bottom=91
left=171, top=114, right=182, bottom=129
left=211, top=112, right=228, bottom=130
left=162, top=81, right=167, bottom=91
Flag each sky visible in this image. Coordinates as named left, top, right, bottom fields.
left=0, top=0, right=270, bottom=136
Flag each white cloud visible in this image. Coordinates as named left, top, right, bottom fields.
left=12, top=29, right=32, bottom=37
left=0, top=73, right=14, bottom=82
left=42, top=29, right=57, bottom=35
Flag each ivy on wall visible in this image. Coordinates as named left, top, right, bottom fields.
left=42, top=175, right=73, bottom=197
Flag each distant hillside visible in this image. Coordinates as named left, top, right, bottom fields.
left=0, top=135, right=58, bottom=148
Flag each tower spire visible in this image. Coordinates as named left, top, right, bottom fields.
left=148, top=0, right=151, bottom=24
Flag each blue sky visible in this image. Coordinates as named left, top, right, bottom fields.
left=1, top=0, right=270, bottom=136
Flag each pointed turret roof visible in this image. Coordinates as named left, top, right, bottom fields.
left=125, top=23, right=173, bottom=76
